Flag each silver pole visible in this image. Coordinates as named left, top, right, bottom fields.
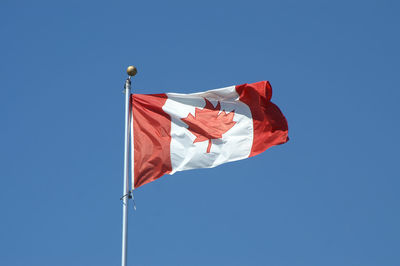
left=121, top=77, right=131, bottom=266
left=121, top=66, right=137, bottom=266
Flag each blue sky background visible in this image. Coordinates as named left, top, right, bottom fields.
left=1, top=0, right=399, bottom=265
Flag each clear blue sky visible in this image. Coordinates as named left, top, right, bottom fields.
left=1, top=0, right=399, bottom=265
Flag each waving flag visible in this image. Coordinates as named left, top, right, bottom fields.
left=131, top=81, right=289, bottom=188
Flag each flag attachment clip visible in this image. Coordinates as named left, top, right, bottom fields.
left=120, top=190, right=136, bottom=210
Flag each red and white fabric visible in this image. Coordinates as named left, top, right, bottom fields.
left=131, top=81, right=289, bottom=188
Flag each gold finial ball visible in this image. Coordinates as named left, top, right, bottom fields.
left=126, top=66, right=137, bottom=77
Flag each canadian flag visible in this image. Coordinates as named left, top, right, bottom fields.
left=131, top=81, right=289, bottom=188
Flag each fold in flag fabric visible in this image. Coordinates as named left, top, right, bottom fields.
left=131, top=81, right=289, bottom=188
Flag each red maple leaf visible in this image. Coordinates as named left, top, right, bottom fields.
left=181, top=98, right=236, bottom=153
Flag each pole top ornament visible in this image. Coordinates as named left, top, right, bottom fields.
left=127, top=66, right=137, bottom=77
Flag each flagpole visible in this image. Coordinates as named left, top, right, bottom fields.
left=121, top=66, right=137, bottom=266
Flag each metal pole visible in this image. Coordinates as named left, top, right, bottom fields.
left=121, top=77, right=131, bottom=266
left=121, top=66, right=137, bottom=266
